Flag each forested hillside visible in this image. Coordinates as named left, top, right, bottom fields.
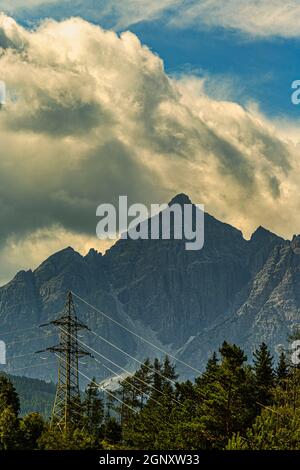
left=7, top=374, right=55, bottom=418
left=0, top=341, right=300, bottom=450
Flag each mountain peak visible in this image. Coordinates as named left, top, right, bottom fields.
left=168, top=193, right=192, bottom=207
left=12, top=269, right=33, bottom=282
left=85, top=248, right=102, bottom=260
left=48, top=246, right=80, bottom=259
left=250, top=225, right=282, bottom=243
left=251, top=225, right=269, bottom=238
left=291, top=234, right=300, bottom=249
left=34, top=246, right=82, bottom=275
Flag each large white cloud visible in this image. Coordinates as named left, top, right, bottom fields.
left=1, top=0, right=300, bottom=38
left=0, top=14, right=299, bottom=284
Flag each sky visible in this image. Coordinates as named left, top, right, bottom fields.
left=0, top=1, right=300, bottom=284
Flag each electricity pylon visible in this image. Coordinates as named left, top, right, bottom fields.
left=37, top=291, right=92, bottom=432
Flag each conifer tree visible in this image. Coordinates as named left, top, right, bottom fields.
left=151, top=358, right=163, bottom=401
left=133, top=359, right=152, bottom=410
left=20, top=413, right=45, bottom=450
left=0, top=375, right=21, bottom=450
left=0, top=406, right=20, bottom=450
left=195, top=351, right=219, bottom=388
left=206, top=352, right=219, bottom=374
left=196, top=342, right=252, bottom=447
left=276, top=351, right=289, bottom=383
left=253, top=342, right=275, bottom=407
left=0, top=374, right=20, bottom=415
left=83, top=378, right=104, bottom=438
left=162, top=356, right=178, bottom=395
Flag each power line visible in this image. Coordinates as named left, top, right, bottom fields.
left=0, top=312, right=62, bottom=338
left=4, top=351, right=52, bottom=365
left=54, top=353, right=136, bottom=415
left=0, top=325, right=40, bottom=338
left=60, top=326, right=182, bottom=407
left=2, top=329, right=59, bottom=361
left=79, top=369, right=137, bottom=414
left=1, top=361, right=56, bottom=375
left=72, top=291, right=202, bottom=376
left=93, top=357, right=164, bottom=409
left=5, top=331, right=56, bottom=348
left=6, top=351, right=38, bottom=360
left=88, top=329, right=177, bottom=386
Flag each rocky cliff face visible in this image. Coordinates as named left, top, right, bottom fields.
left=0, top=194, right=295, bottom=382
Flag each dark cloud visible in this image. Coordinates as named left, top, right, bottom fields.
left=0, top=15, right=298, bottom=284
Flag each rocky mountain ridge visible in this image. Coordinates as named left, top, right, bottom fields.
left=0, top=194, right=296, bottom=381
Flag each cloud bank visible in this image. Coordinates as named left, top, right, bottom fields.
left=1, top=1, right=300, bottom=38
left=0, top=14, right=299, bottom=283
left=170, top=0, right=300, bottom=39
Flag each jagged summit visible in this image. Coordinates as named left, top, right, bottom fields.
left=86, top=247, right=100, bottom=255
left=250, top=225, right=282, bottom=242
left=291, top=234, right=300, bottom=249
left=11, top=269, right=34, bottom=282
left=33, top=246, right=83, bottom=279
left=85, top=248, right=102, bottom=259
left=39, top=245, right=81, bottom=262
left=252, top=225, right=268, bottom=236
left=52, top=246, right=77, bottom=255
left=168, top=193, right=192, bottom=207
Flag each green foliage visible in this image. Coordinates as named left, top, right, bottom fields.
left=276, top=351, right=289, bottom=383
left=102, top=416, right=122, bottom=445
left=253, top=342, right=275, bottom=407
left=228, top=367, right=300, bottom=450
left=0, top=405, right=20, bottom=450
left=134, top=359, right=152, bottom=410
left=0, top=375, right=46, bottom=449
left=20, top=412, right=45, bottom=449
left=38, top=426, right=100, bottom=450
left=228, top=403, right=300, bottom=450
left=0, top=374, right=20, bottom=415
left=1, top=342, right=300, bottom=450
left=8, top=374, right=56, bottom=418
left=82, top=378, right=104, bottom=438
left=193, top=342, right=256, bottom=448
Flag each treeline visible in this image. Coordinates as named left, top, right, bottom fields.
left=7, top=374, right=55, bottom=418
left=0, top=341, right=299, bottom=450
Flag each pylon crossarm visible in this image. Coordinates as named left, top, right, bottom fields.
left=51, top=318, right=89, bottom=330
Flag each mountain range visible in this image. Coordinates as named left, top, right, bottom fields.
left=0, top=193, right=299, bottom=382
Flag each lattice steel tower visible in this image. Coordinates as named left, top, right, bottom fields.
left=38, top=291, right=91, bottom=432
